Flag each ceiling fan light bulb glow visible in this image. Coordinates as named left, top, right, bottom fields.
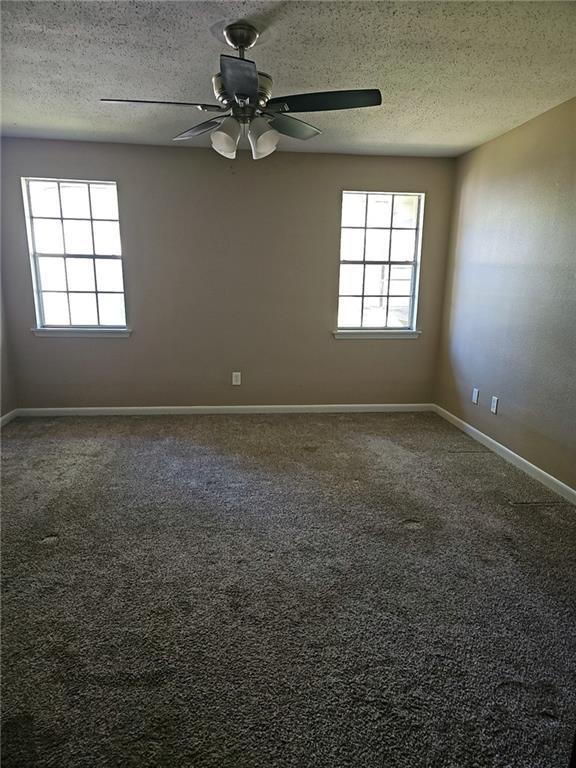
left=248, top=117, right=280, bottom=159
left=211, top=117, right=241, bottom=157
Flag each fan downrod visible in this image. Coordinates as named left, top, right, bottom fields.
left=223, top=22, right=259, bottom=58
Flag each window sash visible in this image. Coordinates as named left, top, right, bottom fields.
left=338, top=191, right=424, bottom=330
left=22, top=178, right=127, bottom=329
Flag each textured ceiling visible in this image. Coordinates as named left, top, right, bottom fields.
left=1, top=1, right=575, bottom=156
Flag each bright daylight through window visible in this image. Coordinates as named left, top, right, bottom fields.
left=337, top=191, right=424, bottom=330
left=22, top=178, right=127, bottom=328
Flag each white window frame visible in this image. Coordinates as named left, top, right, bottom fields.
left=21, top=177, right=131, bottom=337
left=333, top=190, right=425, bottom=340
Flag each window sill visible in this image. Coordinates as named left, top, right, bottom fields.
left=31, top=327, right=132, bottom=338
left=333, top=330, right=421, bottom=340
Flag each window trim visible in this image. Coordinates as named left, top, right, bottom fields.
left=334, top=189, right=425, bottom=337
left=21, top=177, right=129, bottom=333
left=333, top=329, right=421, bottom=340
left=30, top=327, right=132, bottom=338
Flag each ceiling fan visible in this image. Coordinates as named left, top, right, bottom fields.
left=101, top=22, right=382, bottom=160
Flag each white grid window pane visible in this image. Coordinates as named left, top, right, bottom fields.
left=337, top=191, right=423, bottom=330
left=362, top=297, right=388, bottom=328
left=339, top=264, right=363, bottom=296
left=93, top=220, right=121, bottom=255
left=23, top=178, right=127, bottom=330
left=390, top=229, right=416, bottom=262
left=69, top=293, right=98, bottom=325
left=338, top=297, right=362, bottom=328
left=340, top=228, right=364, bottom=261
left=38, top=257, right=66, bottom=291
left=98, top=293, right=126, bottom=326
left=392, top=196, right=419, bottom=228
left=33, top=219, right=64, bottom=254
left=29, top=181, right=60, bottom=217
left=60, top=183, right=90, bottom=218
left=42, top=293, right=70, bottom=325
left=341, top=193, right=366, bottom=227
left=63, top=219, right=93, bottom=254
left=90, top=183, right=119, bottom=219
left=388, top=297, right=411, bottom=328
left=95, top=259, right=124, bottom=292
left=365, top=229, right=390, bottom=261
left=66, top=258, right=95, bottom=291
left=389, top=265, right=413, bottom=296
left=364, top=264, right=389, bottom=295
left=367, top=194, right=392, bottom=228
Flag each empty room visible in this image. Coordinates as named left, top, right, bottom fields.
left=1, top=1, right=575, bottom=766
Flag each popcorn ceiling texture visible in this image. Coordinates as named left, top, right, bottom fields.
left=1, top=1, right=575, bottom=156
left=2, top=413, right=575, bottom=766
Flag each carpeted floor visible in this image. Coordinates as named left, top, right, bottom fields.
left=1, top=413, right=575, bottom=767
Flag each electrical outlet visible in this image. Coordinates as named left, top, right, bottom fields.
left=232, top=371, right=241, bottom=386
left=490, top=396, right=499, bottom=414
left=472, top=387, right=479, bottom=405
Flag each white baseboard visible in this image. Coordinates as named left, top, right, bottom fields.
left=0, top=409, right=18, bottom=427
left=432, top=404, right=576, bottom=505
left=13, top=403, right=434, bottom=417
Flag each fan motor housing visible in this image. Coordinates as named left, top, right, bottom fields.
left=212, top=71, right=273, bottom=111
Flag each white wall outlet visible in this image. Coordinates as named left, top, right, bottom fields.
left=472, top=387, right=479, bottom=405
left=490, top=395, right=499, bottom=414
left=232, top=371, right=242, bottom=386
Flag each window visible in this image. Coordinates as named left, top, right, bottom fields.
left=21, top=178, right=127, bottom=329
left=337, top=191, right=424, bottom=332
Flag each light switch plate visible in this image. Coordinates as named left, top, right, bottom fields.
left=490, top=396, right=499, bottom=414
left=472, top=387, right=479, bottom=405
left=232, top=371, right=242, bottom=386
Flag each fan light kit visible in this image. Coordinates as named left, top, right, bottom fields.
left=102, top=22, right=382, bottom=160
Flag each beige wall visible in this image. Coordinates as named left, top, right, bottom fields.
left=436, top=98, right=576, bottom=487
left=1, top=294, right=16, bottom=415
left=1, top=139, right=455, bottom=410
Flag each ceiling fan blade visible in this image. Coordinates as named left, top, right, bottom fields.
left=172, top=116, right=227, bottom=141
left=220, top=55, right=259, bottom=102
left=101, top=98, right=224, bottom=112
left=267, top=89, right=382, bottom=114
left=262, top=112, right=321, bottom=140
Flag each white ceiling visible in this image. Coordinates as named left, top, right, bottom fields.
left=2, top=1, right=575, bottom=156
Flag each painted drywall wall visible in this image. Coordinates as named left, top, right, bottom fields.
left=1, top=295, right=16, bottom=415
left=1, top=140, right=455, bottom=408
left=436, top=98, right=576, bottom=487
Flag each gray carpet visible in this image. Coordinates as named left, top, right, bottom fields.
left=1, top=413, right=575, bottom=767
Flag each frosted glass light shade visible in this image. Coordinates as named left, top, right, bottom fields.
left=248, top=117, right=280, bottom=160
left=211, top=117, right=241, bottom=158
